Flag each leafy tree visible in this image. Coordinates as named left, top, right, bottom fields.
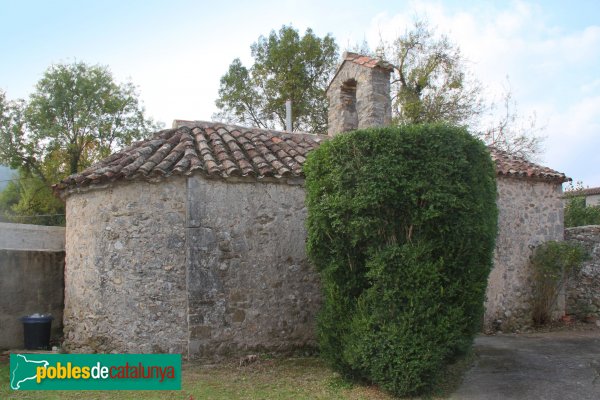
left=0, top=62, right=159, bottom=225
left=0, top=91, right=33, bottom=175
left=31, top=63, right=157, bottom=175
left=0, top=171, right=65, bottom=225
left=0, top=173, right=19, bottom=222
left=564, top=182, right=600, bottom=227
left=214, top=25, right=338, bottom=133
left=385, top=20, right=484, bottom=126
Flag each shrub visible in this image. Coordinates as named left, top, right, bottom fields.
left=530, top=241, right=587, bottom=325
left=564, top=195, right=600, bottom=227
left=304, top=124, right=498, bottom=396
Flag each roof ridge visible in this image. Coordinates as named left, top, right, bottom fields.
left=172, top=119, right=329, bottom=140
left=565, top=186, right=600, bottom=196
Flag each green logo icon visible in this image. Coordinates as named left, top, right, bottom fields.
left=10, top=354, right=49, bottom=390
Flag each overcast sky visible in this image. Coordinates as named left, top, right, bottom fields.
left=1, top=0, right=599, bottom=187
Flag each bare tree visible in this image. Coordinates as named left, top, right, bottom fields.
left=477, top=80, right=545, bottom=161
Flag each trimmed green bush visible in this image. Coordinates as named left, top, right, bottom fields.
left=304, top=124, right=498, bottom=396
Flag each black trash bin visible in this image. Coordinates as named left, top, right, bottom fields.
left=21, top=314, right=53, bottom=350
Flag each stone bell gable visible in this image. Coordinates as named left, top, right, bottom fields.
left=326, top=52, right=393, bottom=136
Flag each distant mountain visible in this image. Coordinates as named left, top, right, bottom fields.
left=0, top=165, right=16, bottom=190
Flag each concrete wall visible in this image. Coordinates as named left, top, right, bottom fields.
left=586, top=194, right=600, bottom=207
left=63, top=178, right=188, bottom=354
left=0, top=222, right=65, bottom=251
left=186, top=177, right=321, bottom=360
left=565, top=225, right=600, bottom=319
left=484, top=177, right=565, bottom=331
left=0, top=223, right=65, bottom=350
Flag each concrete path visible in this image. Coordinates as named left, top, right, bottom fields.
left=452, top=331, right=600, bottom=400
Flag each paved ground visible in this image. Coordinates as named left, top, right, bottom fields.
left=452, top=330, right=600, bottom=400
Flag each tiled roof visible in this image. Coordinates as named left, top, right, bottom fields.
left=565, top=187, right=600, bottom=197
left=580, top=187, right=600, bottom=196
left=54, top=121, right=569, bottom=195
left=53, top=121, right=327, bottom=195
left=342, top=52, right=394, bottom=70
left=489, top=147, right=569, bottom=183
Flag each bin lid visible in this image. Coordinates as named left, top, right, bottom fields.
left=20, top=313, right=54, bottom=323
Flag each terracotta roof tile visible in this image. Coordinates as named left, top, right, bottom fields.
left=489, top=147, right=569, bottom=183
left=343, top=52, right=393, bottom=70
left=565, top=187, right=600, bottom=197
left=53, top=121, right=327, bottom=194
left=326, top=52, right=394, bottom=93
left=54, top=121, right=569, bottom=195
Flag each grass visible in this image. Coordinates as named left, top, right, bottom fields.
left=1, top=353, right=472, bottom=399
left=1, top=355, right=391, bottom=400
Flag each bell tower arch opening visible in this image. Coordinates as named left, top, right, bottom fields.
left=340, top=79, right=358, bottom=132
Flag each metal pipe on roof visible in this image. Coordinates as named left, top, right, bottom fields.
left=285, top=99, right=292, bottom=132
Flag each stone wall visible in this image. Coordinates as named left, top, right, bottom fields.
left=186, top=176, right=321, bottom=360
left=63, top=175, right=321, bottom=360
left=327, top=61, right=391, bottom=136
left=62, top=171, right=567, bottom=354
left=484, top=177, right=565, bottom=331
left=63, top=178, right=188, bottom=354
left=565, top=225, right=600, bottom=319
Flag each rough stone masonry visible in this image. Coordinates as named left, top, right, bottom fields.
left=63, top=174, right=321, bottom=359
left=565, top=225, right=600, bottom=319
left=326, top=52, right=392, bottom=136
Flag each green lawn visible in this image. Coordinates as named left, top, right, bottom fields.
left=1, top=353, right=470, bottom=399
left=1, top=355, right=394, bottom=400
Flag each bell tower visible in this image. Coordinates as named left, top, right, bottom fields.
left=326, top=52, right=393, bottom=136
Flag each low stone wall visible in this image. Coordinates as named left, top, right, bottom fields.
left=565, top=225, right=600, bottom=319
left=0, top=223, right=65, bottom=350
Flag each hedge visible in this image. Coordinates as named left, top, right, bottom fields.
left=304, top=124, right=498, bottom=396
